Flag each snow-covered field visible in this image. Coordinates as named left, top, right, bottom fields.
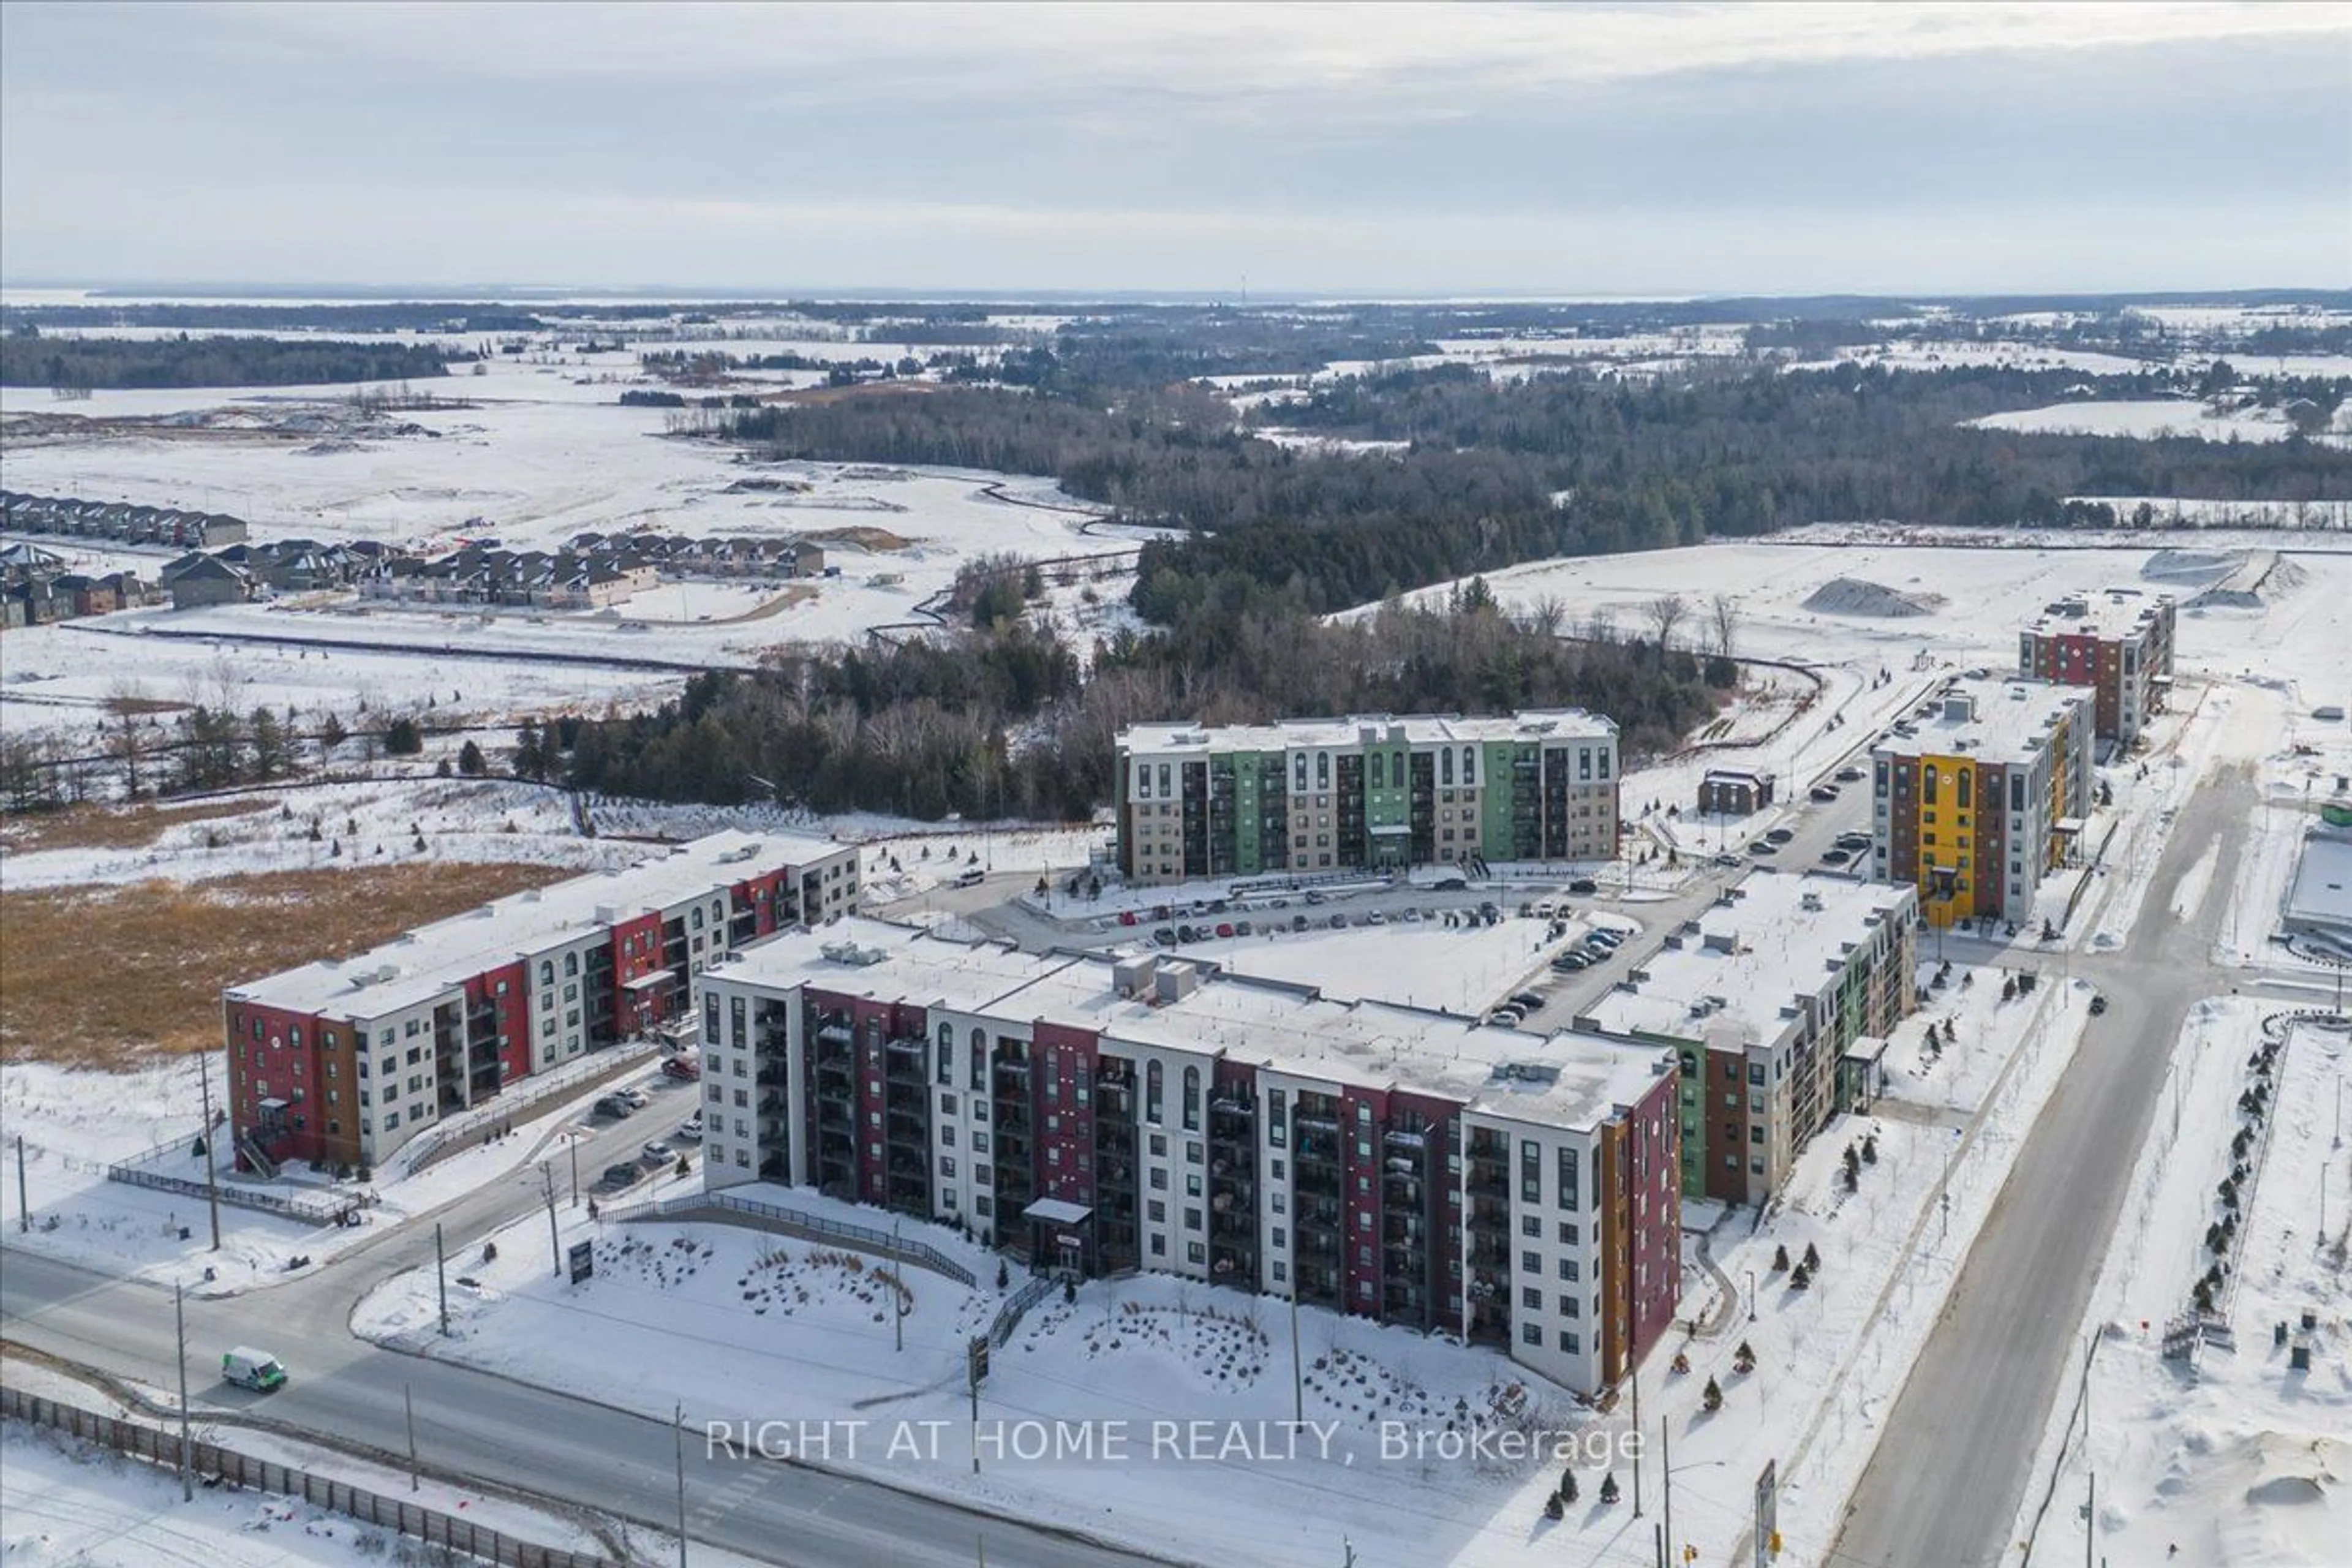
left=1174, top=909, right=1624, bottom=1014
left=1965, top=398, right=2316, bottom=444
left=2006, top=1006, right=2352, bottom=1568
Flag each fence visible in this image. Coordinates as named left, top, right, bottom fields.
left=1, top=1387, right=621, bottom=1568
left=611, top=1188, right=976, bottom=1289
left=110, top=1112, right=228, bottom=1176
left=104, top=1164, right=367, bottom=1226
left=990, top=1273, right=1055, bottom=1346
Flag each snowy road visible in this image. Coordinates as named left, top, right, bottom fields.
left=0, top=1107, right=1175, bottom=1568
left=1834, top=756, right=2314, bottom=1568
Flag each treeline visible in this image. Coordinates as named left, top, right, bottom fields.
left=0, top=334, right=455, bottom=389
left=553, top=596, right=1719, bottom=821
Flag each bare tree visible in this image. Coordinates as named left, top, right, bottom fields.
left=1523, top=594, right=1567, bottom=639
left=1709, top=594, right=1741, bottom=662
left=1644, top=594, right=1689, bottom=663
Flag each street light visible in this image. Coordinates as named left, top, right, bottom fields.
left=1745, top=1270, right=1756, bottom=1324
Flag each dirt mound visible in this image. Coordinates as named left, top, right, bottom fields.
left=1800, top=577, right=1945, bottom=617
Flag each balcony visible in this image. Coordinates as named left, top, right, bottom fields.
left=814, top=1020, right=853, bottom=1047
left=1096, top=1081, right=1134, bottom=1115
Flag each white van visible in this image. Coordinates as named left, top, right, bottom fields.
left=222, top=1346, right=287, bottom=1392
left=954, top=866, right=987, bottom=888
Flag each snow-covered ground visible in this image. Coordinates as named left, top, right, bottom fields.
left=2005, top=1006, right=2352, bottom=1568
left=0, top=1047, right=697, bottom=1298
left=1964, top=398, right=2318, bottom=445
left=1174, top=909, right=1623, bottom=1014
left=342, top=956, right=2090, bottom=1568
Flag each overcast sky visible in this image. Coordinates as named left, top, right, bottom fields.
left=4, top=1, right=2347, bottom=297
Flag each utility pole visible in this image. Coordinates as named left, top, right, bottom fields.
left=434, top=1221, right=451, bottom=1336
left=567, top=1129, right=581, bottom=1207
left=15, top=1135, right=26, bottom=1234
left=674, top=1401, right=689, bottom=1568
left=892, top=1219, right=904, bottom=1353
left=1290, top=1282, right=1304, bottom=1428
left=405, top=1382, right=419, bottom=1492
left=1660, top=1417, right=1672, bottom=1568
left=543, top=1163, right=562, bottom=1279
left=1630, top=1363, right=1643, bottom=1518
left=175, top=1281, right=193, bottom=1502
left=197, top=1052, right=222, bottom=1251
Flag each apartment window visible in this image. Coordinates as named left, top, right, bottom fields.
left=1558, top=1222, right=1578, bottom=1245
left=1150, top=1168, right=1168, bottom=1191
left=1147, top=1061, right=1164, bottom=1123
left=1521, top=1215, right=1541, bottom=1238
left=1150, top=1235, right=1166, bottom=1257
left=1272, top=1262, right=1287, bottom=1283
left=1558, top=1259, right=1581, bottom=1281
left=1521, top=1250, right=1540, bottom=1273
left=1148, top=1200, right=1166, bottom=1222
left=1522, top=1323, right=1542, bottom=1347
left=1558, top=1146, right=1580, bottom=1212
left=1521, top=1287, right=1542, bottom=1310
left=1268, top=1090, right=1287, bottom=1145
left=1559, top=1331, right=1581, bottom=1354
left=1182, top=1066, right=1199, bottom=1131
left=1564, top=1296, right=1581, bottom=1319
left=941, top=1126, right=956, bottom=1148
left=1185, top=1207, right=1202, bottom=1231
left=940, top=1156, right=956, bottom=1178
left=1521, top=1139, right=1542, bottom=1203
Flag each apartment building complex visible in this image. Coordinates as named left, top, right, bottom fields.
left=1579, top=872, right=1917, bottom=1206
left=696, top=919, right=1679, bottom=1396
left=2018, top=590, right=2175, bottom=744
left=1871, top=676, right=2094, bottom=927
left=1115, top=710, right=1620, bottom=886
left=222, top=831, right=860, bottom=1173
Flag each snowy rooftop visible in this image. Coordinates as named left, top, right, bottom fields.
left=228, top=829, right=851, bottom=1019
left=1580, top=872, right=1913, bottom=1049
left=1871, top=675, right=2088, bottom=769
left=2285, top=829, right=2352, bottom=934
left=1119, top=708, right=1616, bottom=755
left=711, top=918, right=1670, bottom=1128
left=2025, top=589, right=2174, bottom=643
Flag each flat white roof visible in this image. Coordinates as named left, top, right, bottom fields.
left=2286, top=831, right=2352, bottom=932
left=228, top=829, right=853, bottom=1019
left=2026, top=590, right=2173, bottom=643
left=1581, top=871, right=1912, bottom=1049
left=1872, top=676, right=2087, bottom=769
left=1120, top=709, right=1616, bottom=756
left=707, top=918, right=1670, bottom=1129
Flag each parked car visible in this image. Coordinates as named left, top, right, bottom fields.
left=1810, top=784, right=1841, bottom=802
left=1821, top=848, right=1852, bottom=865
left=676, top=1115, right=704, bottom=1141
left=1401, top=908, right=1423, bottom=924
left=1766, top=827, right=1796, bottom=845
left=640, top=1140, right=676, bottom=1165
left=1713, top=852, right=1743, bottom=868
left=2089, top=993, right=2108, bottom=1016
left=1304, top=891, right=1327, bottom=906
left=222, top=1346, right=287, bottom=1392
left=1365, top=910, right=1388, bottom=925
left=1433, top=876, right=1469, bottom=891
left=954, top=866, right=987, bottom=888
left=1567, top=878, right=1598, bottom=895
left=1588, top=929, right=1624, bottom=947
left=1509, top=991, right=1545, bottom=1012
left=1215, top=922, right=1235, bottom=938
left=1291, top=914, right=1310, bottom=932
left=1176, top=924, right=1198, bottom=943
left=621, top=1087, right=652, bottom=1109
left=1838, top=832, right=1872, bottom=851
left=1486, top=1008, right=1523, bottom=1028
left=1327, top=914, right=1349, bottom=929
left=1836, top=766, right=1866, bottom=782
left=597, top=1163, right=642, bottom=1191
left=1234, top=920, right=1254, bottom=937
left=1477, top=902, right=1501, bottom=921
left=1553, top=952, right=1590, bottom=971
left=594, top=1095, right=636, bottom=1119
left=1750, top=841, right=1777, bottom=856
left=1118, top=911, right=1139, bottom=927
left=661, top=1056, right=701, bottom=1082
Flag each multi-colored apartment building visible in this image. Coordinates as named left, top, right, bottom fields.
left=1578, top=872, right=1917, bottom=1206
left=222, top=831, right=860, bottom=1173
left=695, top=919, right=1680, bottom=1397
left=1115, top=710, right=1621, bottom=886
left=2018, top=590, right=2175, bottom=744
left=1870, top=677, right=2094, bottom=927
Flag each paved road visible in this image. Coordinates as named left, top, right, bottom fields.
left=1, top=1083, right=1173, bottom=1568
left=1832, top=764, right=2289, bottom=1568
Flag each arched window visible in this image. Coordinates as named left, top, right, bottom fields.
left=691, top=907, right=704, bottom=930
left=1923, top=765, right=1939, bottom=806
left=564, top=952, right=579, bottom=976
left=970, top=1028, right=987, bottom=1090
left=1461, top=745, right=1476, bottom=786
left=1182, top=1066, right=1200, bottom=1131
left=1146, top=1060, right=1164, bottom=1123
left=937, top=1022, right=954, bottom=1084
left=540, top=961, right=554, bottom=986
left=1441, top=747, right=1455, bottom=786
left=1957, top=769, right=1972, bottom=810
